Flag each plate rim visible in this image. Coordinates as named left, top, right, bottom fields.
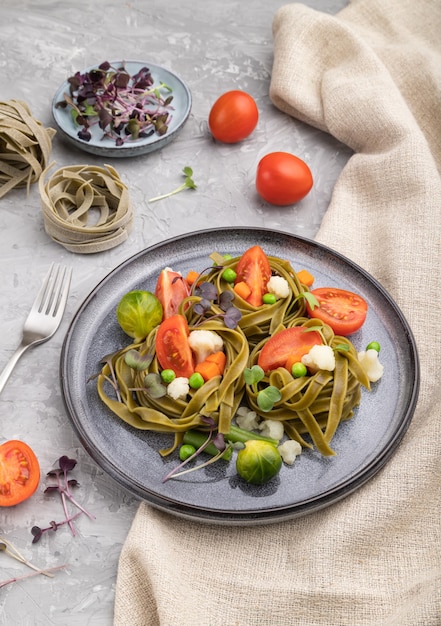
left=52, top=59, right=192, bottom=157
left=60, top=226, right=420, bottom=525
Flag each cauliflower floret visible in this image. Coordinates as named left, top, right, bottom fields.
left=358, top=349, right=384, bottom=382
left=167, top=377, right=189, bottom=400
left=236, top=409, right=260, bottom=431
left=258, top=419, right=284, bottom=441
left=278, top=440, right=302, bottom=465
left=188, top=329, right=224, bottom=364
left=302, top=344, right=336, bottom=372
left=266, top=275, right=290, bottom=299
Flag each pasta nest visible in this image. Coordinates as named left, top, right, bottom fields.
left=0, top=100, right=55, bottom=199
left=97, top=318, right=250, bottom=454
left=246, top=318, right=371, bottom=456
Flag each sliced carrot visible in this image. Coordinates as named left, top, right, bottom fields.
left=185, top=270, right=200, bottom=285
left=195, top=351, right=227, bottom=381
left=206, top=351, right=226, bottom=374
left=195, top=360, right=221, bottom=381
left=296, top=269, right=314, bottom=287
left=233, top=281, right=252, bottom=300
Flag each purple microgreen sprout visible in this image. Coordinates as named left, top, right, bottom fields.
left=0, top=563, right=66, bottom=589
left=56, top=61, right=174, bottom=146
left=142, top=373, right=167, bottom=399
left=148, top=167, right=197, bottom=203
left=32, top=456, right=95, bottom=543
left=189, top=273, right=242, bottom=329
left=124, top=349, right=154, bottom=371
left=162, top=416, right=229, bottom=482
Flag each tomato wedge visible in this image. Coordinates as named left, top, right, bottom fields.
left=154, top=269, right=190, bottom=319
left=234, top=246, right=271, bottom=307
left=306, top=287, right=368, bottom=336
left=0, top=440, right=40, bottom=507
left=257, top=327, right=323, bottom=373
left=155, top=314, right=195, bottom=378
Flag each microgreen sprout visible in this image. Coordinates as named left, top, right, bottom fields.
left=162, top=416, right=230, bottom=482
left=124, top=349, right=154, bottom=371
left=0, top=536, right=66, bottom=585
left=148, top=167, right=197, bottom=203
left=243, top=365, right=281, bottom=412
left=31, top=456, right=95, bottom=543
left=190, top=274, right=242, bottom=329
left=56, top=61, right=174, bottom=146
left=293, top=291, right=320, bottom=309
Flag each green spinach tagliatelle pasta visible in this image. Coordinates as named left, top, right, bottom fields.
left=96, top=251, right=371, bottom=457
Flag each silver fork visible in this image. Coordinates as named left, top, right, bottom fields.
left=0, top=263, right=72, bottom=395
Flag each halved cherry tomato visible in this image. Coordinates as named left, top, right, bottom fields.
left=155, top=314, right=195, bottom=378
left=154, top=269, right=190, bottom=319
left=0, top=440, right=40, bottom=507
left=306, top=287, right=368, bottom=336
left=208, top=90, right=258, bottom=144
left=234, top=245, right=272, bottom=307
left=257, top=327, right=323, bottom=373
left=256, top=152, right=313, bottom=206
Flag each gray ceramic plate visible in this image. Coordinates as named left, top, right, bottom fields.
left=52, top=60, right=191, bottom=157
left=60, top=228, right=419, bottom=525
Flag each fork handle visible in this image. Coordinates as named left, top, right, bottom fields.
left=0, top=342, right=31, bottom=396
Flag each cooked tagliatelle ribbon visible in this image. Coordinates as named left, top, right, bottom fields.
left=0, top=100, right=55, bottom=199
left=247, top=318, right=371, bottom=456
left=97, top=318, right=250, bottom=454
left=96, top=252, right=374, bottom=460
left=39, top=163, right=133, bottom=253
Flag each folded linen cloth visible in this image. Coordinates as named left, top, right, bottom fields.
left=114, top=1, right=441, bottom=624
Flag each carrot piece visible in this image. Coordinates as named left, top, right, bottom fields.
left=195, top=351, right=227, bottom=381
left=296, top=269, right=314, bottom=287
left=195, top=360, right=221, bottom=381
left=233, top=281, right=252, bottom=300
left=185, top=270, right=200, bottom=285
left=206, top=351, right=226, bottom=375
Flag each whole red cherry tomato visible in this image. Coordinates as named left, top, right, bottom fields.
left=256, top=152, right=313, bottom=205
left=208, top=90, right=258, bottom=143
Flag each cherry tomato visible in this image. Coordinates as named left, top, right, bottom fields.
left=306, top=287, right=368, bottom=336
left=155, top=314, right=195, bottom=378
left=154, top=269, right=190, bottom=320
left=256, top=152, right=313, bottom=205
left=208, top=90, right=258, bottom=143
left=0, top=440, right=40, bottom=507
left=234, top=245, right=272, bottom=307
left=257, top=327, right=323, bottom=373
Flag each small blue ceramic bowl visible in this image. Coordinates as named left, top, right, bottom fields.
left=52, top=60, right=192, bottom=158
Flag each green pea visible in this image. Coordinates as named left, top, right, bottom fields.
left=262, top=293, right=277, bottom=305
left=179, top=444, right=196, bottom=461
left=291, top=362, right=307, bottom=378
left=189, top=372, right=205, bottom=389
left=161, top=369, right=176, bottom=384
left=366, top=341, right=381, bottom=353
left=222, top=268, right=237, bottom=283
left=223, top=253, right=233, bottom=261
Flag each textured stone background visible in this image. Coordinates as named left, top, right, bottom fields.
left=0, top=0, right=349, bottom=623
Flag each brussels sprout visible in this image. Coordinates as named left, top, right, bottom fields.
left=116, top=290, right=163, bottom=341
left=236, top=440, right=282, bottom=485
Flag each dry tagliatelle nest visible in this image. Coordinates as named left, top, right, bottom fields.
left=0, top=100, right=55, bottom=199
left=39, top=163, right=133, bottom=253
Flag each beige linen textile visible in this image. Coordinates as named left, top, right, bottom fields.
left=114, top=1, right=441, bottom=624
